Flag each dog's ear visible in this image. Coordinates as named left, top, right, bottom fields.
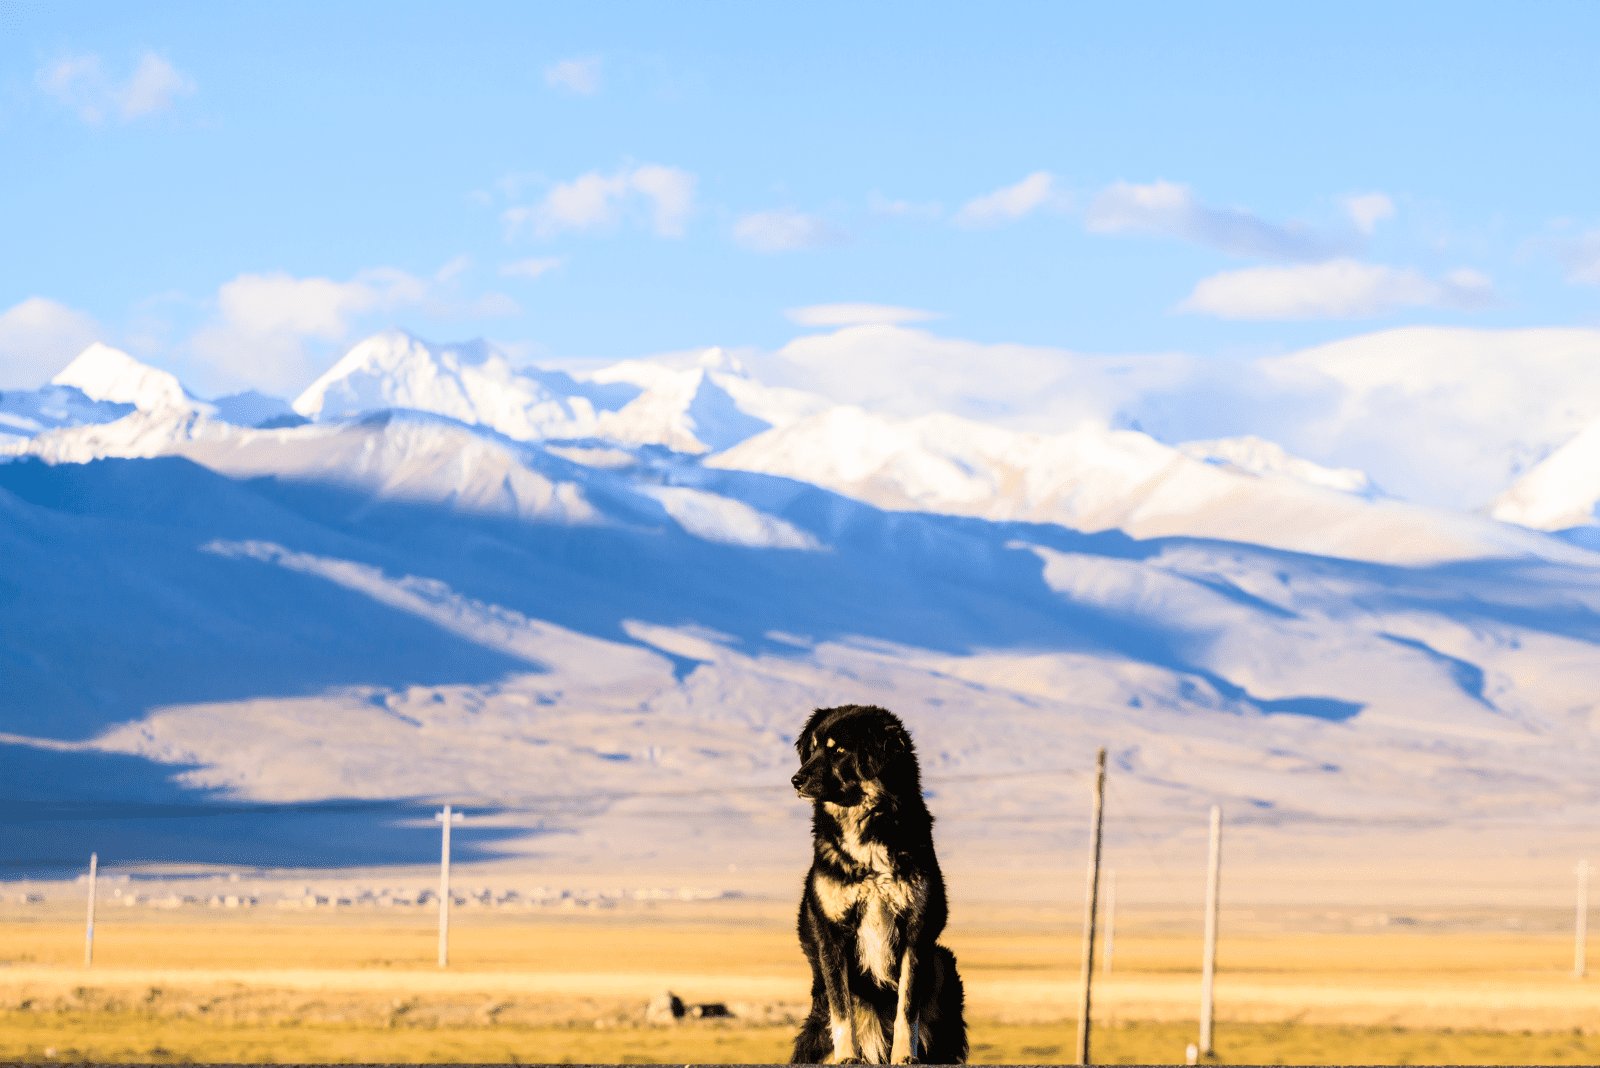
left=856, top=723, right=909, bottom=780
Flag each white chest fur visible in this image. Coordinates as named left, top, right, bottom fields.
left=818, top=798, right=922, bottom=986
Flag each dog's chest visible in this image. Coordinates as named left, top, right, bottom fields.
left=816, top=822, right=920, bottom=986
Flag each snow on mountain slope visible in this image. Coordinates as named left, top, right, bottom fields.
left=50, top=342, right=201, bottom=412
left=636, top=485, right=823, bottom=550
left=8, top=407, right=602, bottom=526
left=294, top=331, right=601, bottom=438
left=8, top=406, right=241, bottom=463
left=0, top=384, right=134, bottom=449
left=708, top=406, right=1576, bottom=565
left=6, top=345, right=297, bottom=443
left=7, top=406, right=822, bottom=544
left=1490, top=419, right=1600, bottom=532
left=292, top=329, right=823, bottom=453
left=1179, top=435, right=1376, bottom=496
left=586, top=348, right=831, bottom=452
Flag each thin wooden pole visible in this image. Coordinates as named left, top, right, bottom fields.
left=1576, top=859, right=1589, bottom=980
left=436, top=805, right=458, bottom=967
left=1075, top=748, right=1107, bottom=1066
left=1199, top=806, right=1222, bottom=1057
left=84, top=852, right=98, bottom=968
left=1102, top=869, right=1117, bottom=975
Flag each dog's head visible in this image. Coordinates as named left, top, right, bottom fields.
left=790, top=704, right=916, bottom=805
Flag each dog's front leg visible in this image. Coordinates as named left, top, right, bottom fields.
left=889, top=947, right=917, bottom=1063
left=823, top=948, right=860, bottom=1062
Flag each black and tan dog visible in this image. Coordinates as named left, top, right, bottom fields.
left=789, top=704, right=966, bottom=1064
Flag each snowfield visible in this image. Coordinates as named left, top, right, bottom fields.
left=5, top=329, right=1600, bottom=874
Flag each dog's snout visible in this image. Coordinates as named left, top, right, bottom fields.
left=790, top=772, right=803, bottom=788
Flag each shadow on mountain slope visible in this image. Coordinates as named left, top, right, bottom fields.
left=5, top=451, right=1597, bottom=749
left=0, top=741, right=522, bottom=873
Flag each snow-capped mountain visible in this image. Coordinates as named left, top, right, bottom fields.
left=293, top=328, right=825, bottom=453
left=1178, top=435, right=1376, bottom=496
left=52, top=342, right=199, bottom=411
left=7, top=327, right=1600, bottom=874
left=1490, top=417, right=1600, bottom=532
left=707, top=406, right=1567, bottom=565
left=0, top=383, right=133, bottom=449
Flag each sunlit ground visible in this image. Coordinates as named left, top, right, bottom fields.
left=4, top=896, right=1599, bottom=1064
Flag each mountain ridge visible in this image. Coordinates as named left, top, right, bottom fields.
left=7, top=328, right=1600, bottom=870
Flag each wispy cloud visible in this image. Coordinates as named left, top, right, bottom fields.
left=38, top=51, right=195, bottom=123
left=1555, top=230, right=1600, bottom=286
left=544, top=56, right=601, bottom=96
left=868, top=192, right=943, bottom=220
left=500, top=257, right=566, bottom=279
left=953, top=172, right=1065, bottom=228
left=0, top=297, right=103, bottom=389
left=187, top=268, right=518, bottom=393
left=1178, top=259, right=1493, bottom=320
left=1341, top=192, right=1396, bottom=236
left=734, top=209, right=847, bottom=252
left=785, top=303, right=941, bottom=327
left=503, top=164, right=696, bottom=239
left=434, top=255, right=471, bottom=282
left=1087, top=180, right=1341, bottom=261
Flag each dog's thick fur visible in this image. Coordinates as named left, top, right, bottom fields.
left=789, top=705, right=966, bottom=1065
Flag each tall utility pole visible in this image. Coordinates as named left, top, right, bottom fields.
left=1102, top=869, right=1117, bottom=975
left=84, top=852, right=98, bottom=968
left=1199, top=806, right=1222, bottom=1057
left=1577, top=859, right=1590, bottom=980
left=1075, top=748, right=1107, bottom=1067
left=436, top=805, right=463, bottom=967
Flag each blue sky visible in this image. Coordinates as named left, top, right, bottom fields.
left=3, top=1, right=1600, bottom=396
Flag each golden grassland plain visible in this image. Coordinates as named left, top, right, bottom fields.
left=4, top=899, right=1600, bottom=1064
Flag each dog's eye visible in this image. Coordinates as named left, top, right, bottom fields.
left=825, top=738, right=834, bottom=748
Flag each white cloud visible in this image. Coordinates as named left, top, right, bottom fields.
left=187, top=267, right=517, bottom=394
left=733, top=209, right=846, bottom=252
left=434, top=255, right=471, bottom=282
left=1087, top=180, right=1337, bottom=261
left=469, top=292, right=521, bottom=316
left=628, top=165, right=696, bottom=238
left=1259, top=326, right=1600, bottom=508
left=500, top=257, right=566, bottom=279
left=38, top=51, right=194, bottom=123
left=214, top=269, right=426, bottom=339
left=868, top=192, right=942, bottom=219
left=119, top=53, right=195, bottom=117
left=1178, top=259, right=1495, bottom=320
left=953, top=172, right=1064, bottom=228
left=544, top=56, right=601, bottom=96
left=785, top=303, right=940, bottom=327
left=503, top=164, right=696, bottom=239
left=749, top=323, right=1197, bottom=432
left=0, top=297, right=102, bottom=389
left=1342, top=192, right=1396, bottom=236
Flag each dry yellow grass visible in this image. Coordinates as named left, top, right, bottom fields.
left=5, top=901, right=1600, bottom=1063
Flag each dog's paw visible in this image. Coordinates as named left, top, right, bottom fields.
left=894, top=1058, right=921, bottom=1065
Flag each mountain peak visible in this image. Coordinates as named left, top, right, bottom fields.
left=288, top=329, right=810, bottom=453
left=293, top=332, right=502, bottom=423
left=51, top=343, right=194, bottom=412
